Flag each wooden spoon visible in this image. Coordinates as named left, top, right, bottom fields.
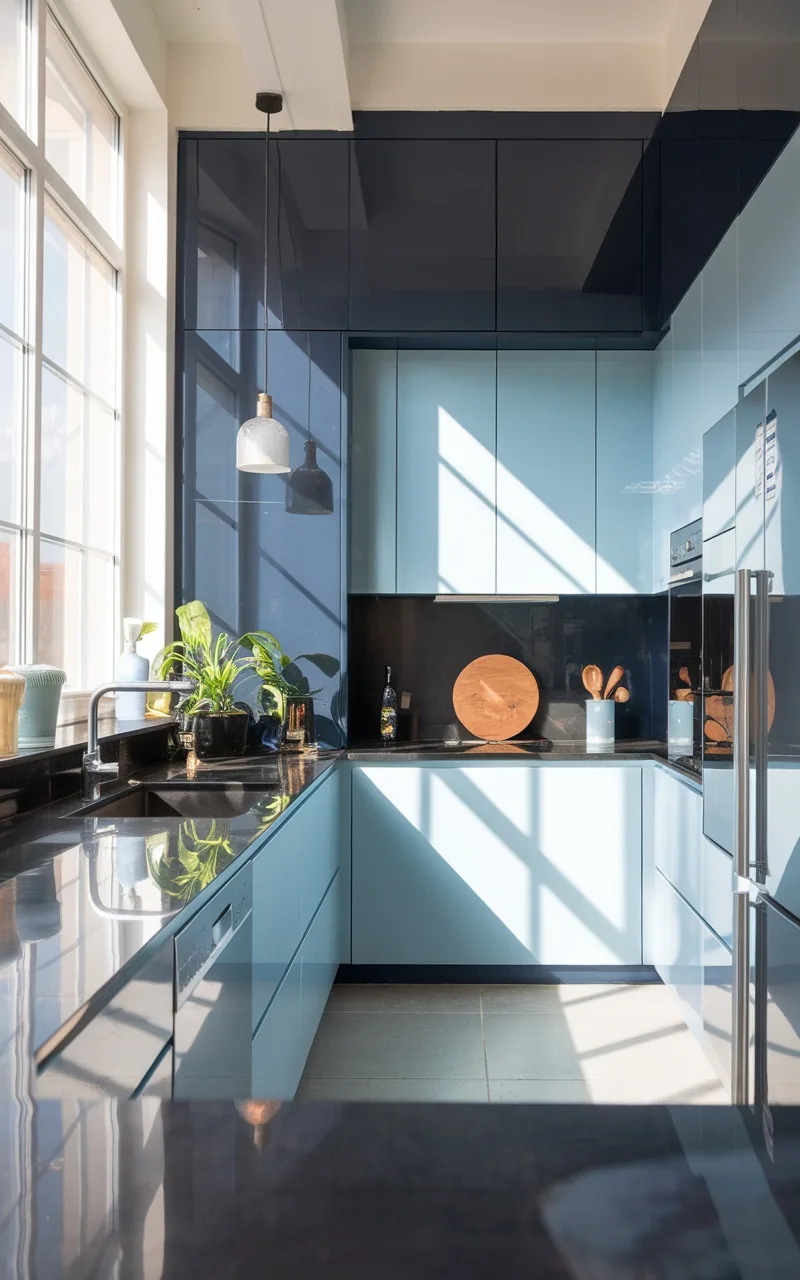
left=674, top=688, right=694, bottom=702
left=603, top=665, right=625, bottom=700
left=678, top=666, right=692, bottom=687
left=704, top=718, right=729, bottom=743
left=613, top=687, right=630, bottom=703
left=582, top=665, right=604, bottom=701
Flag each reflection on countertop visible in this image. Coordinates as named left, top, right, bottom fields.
left=0, top=1097, right=799, bottom=1277
left=0, top=751, right=339, bottom=1077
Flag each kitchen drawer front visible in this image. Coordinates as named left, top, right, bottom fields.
left=701, top=925, right=732, bottom=1094
left=252, top=957, right=303, bottom=1100
left=301, top=774, right=339, bottom=935
left=252, top=817, right=303, bottom=1033
left=702, top=837, right=733, bottom=948
left=652, top=868, right=703, bottom=1039
left=653, top=767, right=702, bottom=919
left=300, top=873, right=340, bottom=1063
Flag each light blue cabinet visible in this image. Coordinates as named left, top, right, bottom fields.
left=651, top=328, right=674, bottom=592
left=596, top=351, right=654, bottom=593
left=652, top=867, right=703, bottom=1039
left=252, top=955, right=303, bottom=1098
left=252, top=771, right=339, bottom=1032
left=299, top=874, right=340, bottom=1059
left=396, top=350, right=497, bottom=594
left=496, top=351, right=596, bottom=594
left=349, top=349, right=397, bottom=593
left=352, top=763, right=642, bottom=966
left=653, top=766, right=702, bottom=921
left=702, top=221, right=738, bottom=431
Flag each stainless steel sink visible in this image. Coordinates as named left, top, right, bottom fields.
left=83, top=784, right=275, bottom=820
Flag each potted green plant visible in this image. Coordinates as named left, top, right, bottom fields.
left=159, top=601, right=251, bottom=758
left=239, top=630, right=340, bottom=744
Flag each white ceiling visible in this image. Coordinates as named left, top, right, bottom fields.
left=341, top=0, right=681, bottom=47
left=148, top=0, right=714, bottom=125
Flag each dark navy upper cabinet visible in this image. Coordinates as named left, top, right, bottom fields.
left=348, top=140, right=496, bottom=331
left=192, top=139, right=266, bottom=330
left=496, top=140, right=644, bottom=331
left=268, top=139, right=349, bottom=330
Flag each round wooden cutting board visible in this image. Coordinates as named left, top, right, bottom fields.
left=452, top=655, right=539, bottom=742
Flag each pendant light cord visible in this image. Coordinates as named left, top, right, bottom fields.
left=307, top=328, right=312, bottom=443
left=264, top=108, right=270, bottom=394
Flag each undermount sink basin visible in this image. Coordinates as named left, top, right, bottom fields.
left=83, top=784, right=275, bottom=820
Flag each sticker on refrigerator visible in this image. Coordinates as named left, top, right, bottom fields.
left=765, top=411, right=779, bottom=503
left=755, top=422, right=764, bottom=498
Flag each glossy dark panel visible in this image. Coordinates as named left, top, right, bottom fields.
left=497, top=141, right=643, bottom=332
left=351, top=111, right=662, bottom=139
left=348, top=596, right=667, bottom=745
left=658, top=139, right=699, bottom=325
left=179, top=330, right=344, bottom=743
left=349, top=139, right=496, bottom=331
left=268, top=139, right=349, bottom=330
left=191, top=139, right=266, bottom=331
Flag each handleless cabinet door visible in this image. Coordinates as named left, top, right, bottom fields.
left=396, top=350, right=496, bottom=594
left=497, top=350, right=595, bottom=594
left=735, top=379, right=766, bottom=573
left=349, top=349, right=397, bottom=593
left=596, top=351, right=654, bottom=593
left=349, top=140, right=496, bottom=331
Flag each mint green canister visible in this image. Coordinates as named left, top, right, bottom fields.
left=9, top=665, right=66, bottom=750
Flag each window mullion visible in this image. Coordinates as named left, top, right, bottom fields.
left=26, top=0, right=47, bottom=664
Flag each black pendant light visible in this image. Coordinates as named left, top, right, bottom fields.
left=285, top=330, right=334, bottom=515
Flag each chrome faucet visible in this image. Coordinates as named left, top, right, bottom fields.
left=83, top=680, right=193, bottom=788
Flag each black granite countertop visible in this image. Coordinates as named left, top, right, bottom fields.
left=347, top=740, right=703, bottom=784
left=1, top=1097, right=798, bottom=1277
left=0, top=750, right=341, bottom=1073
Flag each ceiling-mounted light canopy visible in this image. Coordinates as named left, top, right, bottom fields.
left=236, top=393, right=290, bottom=473
left=236, top=91, right=285, bottom=473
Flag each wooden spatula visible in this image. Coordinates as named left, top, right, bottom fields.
left=603, top=665, right=624, bottom=700
left=582, top=665, right=603, bottom=700
left=678, top=666, right=692, bottom=687
left=613, top=687, right=630, bottom=703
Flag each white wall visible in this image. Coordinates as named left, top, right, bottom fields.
left=653, top=123, right=800, bottom=589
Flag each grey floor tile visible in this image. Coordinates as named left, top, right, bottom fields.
left=489, top=1079, right=592, bottom=1103
left=480, top=983, right=679, bottom=1018
left=483, top=1013, right=585, bottom=1080
left=303, top=1010, right=486, bottom=1080
left=327, top=983, right=481, bottom=1014
left=296, top=1077, right=489, bottom=1102
left=490, top=1077, right=729, bottom=1105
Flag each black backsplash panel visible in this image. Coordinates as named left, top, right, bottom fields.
left=349, top=596, right=668, bottom=745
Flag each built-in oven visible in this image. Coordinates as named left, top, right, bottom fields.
left=668, top=519, right=703, bottom=765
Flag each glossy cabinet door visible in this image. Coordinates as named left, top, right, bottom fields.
left=396, top=350, right=496, bottom=594
left=193, top=138, right=266, bottom=331
left=652, top=867, right=704, bottom=1040
left=653, top=767, right=703, bottom=920
left=251, top=957, right=303, bottom=1099
left=349, top=140, right=496, bottom=331
left=701, top=222, right=739, bottom=432
left=496, top=351, right=595, bottom=594
left=652, top=328, right=674, bottom=592
left=267, top=138, right=349, bottom=330
left=252, top=773, right=340, bottom=1032
left=352, top=763, right=642, bottom=966
left=735, top=379, right=766, bottom=573
left=300, top=875, right=340, bottom=1063
left=702, top=409, right=736, bottom=541
left=669, top=277, right=704, bottom=529
left=738, top=128, right=800, bottom=386
left=596, top=351, right=654, bottom=593
left=497, top=140, right=644, bottom=331
left=349, top=348, right=397, bottom=593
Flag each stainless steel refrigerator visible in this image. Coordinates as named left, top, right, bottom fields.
left=702, top=346, right=800, bottom=1145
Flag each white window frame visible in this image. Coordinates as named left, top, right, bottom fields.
left=0, top=0, right=125, bottom=698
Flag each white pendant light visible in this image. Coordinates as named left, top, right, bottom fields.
left=236, top=91, right=290, bottom=474
left=236, top=393, right=290, bottom=473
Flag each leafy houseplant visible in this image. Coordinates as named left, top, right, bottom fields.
left=239, top=631, right=340, bottom=741
left=159, top=601, right=251, bottom=757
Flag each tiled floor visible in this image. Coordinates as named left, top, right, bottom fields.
left=296, top=984, right=730, bottom=1104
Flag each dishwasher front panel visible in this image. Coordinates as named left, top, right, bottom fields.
left=174, top=861, right=253, bottom=1099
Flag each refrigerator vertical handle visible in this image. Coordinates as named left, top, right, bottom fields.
left=731, top=568, right=751, bottom=1105
left=753, top=570, right=771, bottom=879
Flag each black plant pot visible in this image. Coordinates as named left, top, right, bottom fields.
left=182, top=711, right=249, bottom=759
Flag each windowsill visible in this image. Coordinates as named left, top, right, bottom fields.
left=0, top=715, right=172, bottom=770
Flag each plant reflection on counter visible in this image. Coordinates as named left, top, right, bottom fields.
left=145, top=796, right=292, bottom=904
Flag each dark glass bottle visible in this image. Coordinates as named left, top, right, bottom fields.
left=380, top=665, right=397, bottom=743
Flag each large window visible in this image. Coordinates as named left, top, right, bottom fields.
left=0, top=3, right=121, bottom=689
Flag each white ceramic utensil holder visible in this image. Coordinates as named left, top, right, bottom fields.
left=586, top=698, right=615, bottom=749
left=668, top=699, right=693, bottom=749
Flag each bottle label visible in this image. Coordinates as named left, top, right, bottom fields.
left=380, top=706, right=397, bottom=740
